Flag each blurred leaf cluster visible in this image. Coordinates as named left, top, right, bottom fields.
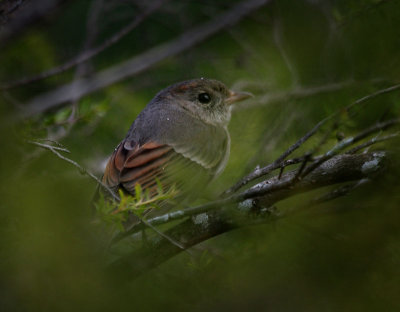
left=95, top=182, right=177, bottom=232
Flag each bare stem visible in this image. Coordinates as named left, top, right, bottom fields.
left=225, top=84, right=400, bottom=194
left=19, top=0, right=272, bottom=118
left=0, top=0, right=168, bottom=90
left=108, top=150, right=389, bottom=280
left=27, top=140, right=120, bottom=201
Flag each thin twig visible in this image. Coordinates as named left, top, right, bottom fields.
left=225, top=84, right=400, bottom=194
left=30, top=140, right=188, bottom=249
left=273, top=15, right=299, bottom=86
left=0, top=0, right=66, bottom=44
left=223, top=116, right=331, bottom=195
left=35, top=138, right=69, bottom=148
left=233, top=80, right=355, bottom=111
left=346, top=83, right=400, bottom=117
left=115, top=149, right=387, bottom=244
left=346, top=132, right=399, bottom=154
left=0, top=0, right=168, bottom=90
left=292, top=153, right=311, bottom=182
left=33, top=141, right=189, bottom=251
left=310, top=179, right=370, bottom=205
left=28, top=140, right=120, bottom=201
left=300, top=119, right=400, bottom=179
left=111, top=151, right=388, bottom=258
left=141, top=218, right=186, bottom=250
left=27, top=140, right=71, bottom=153
left=19, top=0, right=272, bottom=118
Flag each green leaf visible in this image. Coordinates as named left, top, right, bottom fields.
left=134, top=183, right=142, bottom=201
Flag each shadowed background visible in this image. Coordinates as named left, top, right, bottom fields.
left=1, top=0, right=400, bottom=311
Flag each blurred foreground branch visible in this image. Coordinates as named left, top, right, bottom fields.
left=0, top=0, right=168, bottom=89
left=0, top=0, right=69, bottom=44
left=18, top=0, right=271, bottom=118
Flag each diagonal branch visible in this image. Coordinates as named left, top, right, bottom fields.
left=346, top=132, right=399, bottom=154
left=225, top=84, right=400, bottom=194
left=18, top=0, right=272, bottom=118
left=108, top=151, right=389, bottom=280
left=223, top=117, right=330, bottom=195
left=27, top=140, right=120, bottom=201
left=0, top=0, right=168, bottom=90
left=0, top=0, right=70, bottom=45
left=299, top=118, right=399, bottom=179
left=112, top=117, right=399, bottom=245
left=29, top=140, right=189, bottom=250
left=233, top=80, right=355, bottom=111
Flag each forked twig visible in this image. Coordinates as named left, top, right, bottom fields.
left=299, top=118, right=399, bottom=179
left=30, top=140, right=187, bottom=249
left=346, top=132, right=399, bottom=154
left=224, top=83, right=400, bottom=194
left=27, top=140, right=120, bottom=201
left=0, top=0, right=168, bottom=90
left=20, top=0, right=272, bottom=118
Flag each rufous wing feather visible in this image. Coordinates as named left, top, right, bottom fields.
left=102, top=139, right=214, bottom=199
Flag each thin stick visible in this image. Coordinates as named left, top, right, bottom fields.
left=0, top=0, right=168, bottom=90
left=30, top=140, right=189, bottom=250
left=113, top=151, right=387, bottom=244
left=19, top=0, right=272, bottom=118
left=310, top=179, right=370, bottom=205
left=223, top=117, right=331, bottom=195
left=346, top=132, right=399, bottom=154
left=225, top=84, right=400, bottom=194
left=300, top=118, right=400, bottom=179
left=347, top=83, right=400, bottom=113
left=28, top=140, right=71, bottom=153
left=141, top=218, right=186, bottom=250
left=28, top=141, right=120, bottom=201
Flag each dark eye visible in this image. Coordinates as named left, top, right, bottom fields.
left=198, top=92, right=211, bottom=104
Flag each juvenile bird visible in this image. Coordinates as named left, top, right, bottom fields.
left=102, top=78, right=251, bottom=207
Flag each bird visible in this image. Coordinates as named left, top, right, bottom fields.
left=102, top=78, right=251, bottom=212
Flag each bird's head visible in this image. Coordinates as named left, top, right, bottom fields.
left=154, top=78, right=252, bottom=126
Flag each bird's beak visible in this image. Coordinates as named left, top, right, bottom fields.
left=225, top=90, right=253, bottom=105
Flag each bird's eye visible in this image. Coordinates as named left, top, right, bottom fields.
left=198, top=92, right=211, bottom=104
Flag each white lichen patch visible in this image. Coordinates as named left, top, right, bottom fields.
left=192, top=213, right=209, bottom=229
left=152, top=214, right=170, bottom=223
left=361, top=153, right=385, bottom=174
left=238, top=199, right=253, bottom=212
left=361, top=158, right=379, bottom=174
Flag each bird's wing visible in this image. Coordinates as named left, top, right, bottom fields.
left=102, top=139, right=217, bottom=197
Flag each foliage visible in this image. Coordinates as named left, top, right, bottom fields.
left=1, top=0, right=400, bottom=311
left=94, top=182, right=178, bottom=232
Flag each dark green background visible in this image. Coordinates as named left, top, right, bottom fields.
left=1, top=0, right=400, bottom=311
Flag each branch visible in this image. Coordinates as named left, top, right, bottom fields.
left=346, top=83, right=400, bottom=116
left=225, top=84, right=400, bottom=194
left=233, top=80, right=355, bottom=111
left=112, top=116, right=399, bottom=245
left=108, top=151, right=389, bottom=280
left=30, top=139, right=194, bottom=250
left=223, top=117, right=329, bottom=195
left=0, top=0, right=69, bottom=45
left=299, top=118, right=399, bottom=179
left=308, top=178, right=370, bottom=206
left=27, top=140, right=120, bottom=201
left=272, top=15, right=299, bottom=86
left=0, top=0, right=168, bottom=89
left=18, top=0, right=272, bottom=118
left=346, top=132, right=399, bottom=154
